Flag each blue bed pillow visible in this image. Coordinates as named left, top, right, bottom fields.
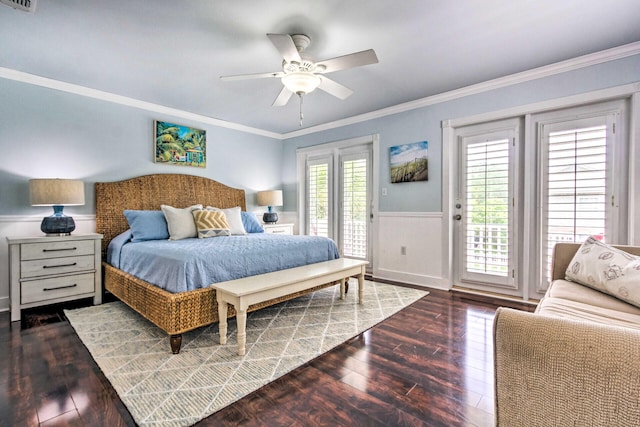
left=241, top=211, right=264, bottom=233
left=123, top=210, right=170, bottom=242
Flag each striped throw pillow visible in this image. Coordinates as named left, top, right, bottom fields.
left=192, top=210, right=231, bottom=238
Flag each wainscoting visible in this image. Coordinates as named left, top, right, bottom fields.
left=0, top=211, right=451, bottom=314
left=374, top=212, right=448, bottom=289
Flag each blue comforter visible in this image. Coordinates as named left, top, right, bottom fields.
left=107, top=232, right=340, bottom=293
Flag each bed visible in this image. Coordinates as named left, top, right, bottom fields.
left=95, top=173, right=341, bottom=353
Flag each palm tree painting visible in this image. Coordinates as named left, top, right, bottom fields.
left=154, top=120, right=206, bottom=167
left=390, top=141, right=428, bottom=183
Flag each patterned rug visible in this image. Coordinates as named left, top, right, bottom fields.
left=65, top=281, right=428, bottom=427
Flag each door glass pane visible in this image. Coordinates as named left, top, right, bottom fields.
left=308, top=162, right=329, bottom=237
left=342, top=158, right=367, bottom=259
left=464, top=138, right=510, bottom=277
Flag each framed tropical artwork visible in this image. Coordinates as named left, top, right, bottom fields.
left=154, top=120, right=206, bottom=167
left=389, top=141, right=428, bottom=183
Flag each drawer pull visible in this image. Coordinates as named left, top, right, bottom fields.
left=43, top=262, right=77, bottom=269
left=272, top=230, right=284, bottom=233
left=43, top=247, right=77, bottom=252
left=43, top=283, right=78, bottom=291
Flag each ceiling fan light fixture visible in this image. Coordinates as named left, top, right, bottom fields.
left=281, top=72, right=321, bottom=95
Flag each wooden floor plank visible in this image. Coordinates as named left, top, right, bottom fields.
left=0, top=286, right=534, bottom=426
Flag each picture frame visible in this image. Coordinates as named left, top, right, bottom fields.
left=154, top=120, right=206, bottom=167
left=389, top=141, right=428, bottom=183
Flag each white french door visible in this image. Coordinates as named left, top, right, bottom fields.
left=454, top=120, right=519, bottom=292
left=302, top=143, right=373, bottom=265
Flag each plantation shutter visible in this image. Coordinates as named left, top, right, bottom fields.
left=307, top=157, right=331, bottom=237
left=462, top=138, right=511, bottom=281
left=341, top=155, right=369, bottom=259
left=541, top=115, right=614, bottom=286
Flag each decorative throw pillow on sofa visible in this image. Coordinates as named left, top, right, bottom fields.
left=192, top=209, right=231, bottom=238
left=565, top=236, right=640, bottom=308
left=160, top=204, right=203, bottom=240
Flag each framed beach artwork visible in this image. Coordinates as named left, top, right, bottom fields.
left=154, top=120, right=206, bottom=167
left=389, top=141, right=428, bottom=183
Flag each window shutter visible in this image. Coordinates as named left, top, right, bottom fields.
left=463, top=138, right=511, bottom=278
left=307, top=160, right=329, bottom=237
left=542, top=124, right=608, bottom=284
left=342, top=158, right=368, bottom=259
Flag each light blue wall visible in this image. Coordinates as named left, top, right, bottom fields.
left=282, top=55, right=640, bottom=212
left=2, top=54, right=638, bottom=219
left=0, top=78, right=283, bottom=217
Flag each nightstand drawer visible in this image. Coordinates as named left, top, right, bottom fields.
left=21, top=273, right=95, bottom=304
left=20, top=255, right=95, bottom=278
left=263, top=223, right=294, bottom=235
left=21, top=240, right=95, bottom=261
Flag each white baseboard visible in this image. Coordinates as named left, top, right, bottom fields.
left=373, top=267, right=449, bottom=290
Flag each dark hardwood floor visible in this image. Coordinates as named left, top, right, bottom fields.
left=0, top=285, right=535, bottom=427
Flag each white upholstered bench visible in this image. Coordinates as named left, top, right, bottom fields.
left=212, top=258, right=368, bottom=355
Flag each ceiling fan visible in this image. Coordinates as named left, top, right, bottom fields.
left=221, top=33, right=378, bottom=125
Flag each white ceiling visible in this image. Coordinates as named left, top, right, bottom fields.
left=1, top=0, right=639, bottom=135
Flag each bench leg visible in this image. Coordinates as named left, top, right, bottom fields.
left=237, top=309, right=247, bottom=356
left=340, top=278, right=346, bottom=300
left=358, top=272, right=364, bottom=304
left=218, top=301, right=228, bottom=345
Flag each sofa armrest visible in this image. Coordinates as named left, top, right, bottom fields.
left=493, top=307, right=640, bottom=426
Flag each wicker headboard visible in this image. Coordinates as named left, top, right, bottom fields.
left=95, top=174, right=246, bottom=258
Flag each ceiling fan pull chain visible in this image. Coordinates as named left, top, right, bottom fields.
left=299, top=93, right=304, bottom=127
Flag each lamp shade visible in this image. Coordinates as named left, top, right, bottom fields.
left=281, top=72, right=321, bottom=95
left=30, top=179, right=85, bottom=206
left=257, top=190, right=283, bottom=207
left=29, top=179, right=85, bottom=235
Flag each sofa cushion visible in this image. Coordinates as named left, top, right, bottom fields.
left=547, top=279, right=640, bottom=316
left=565, top=236, right=640, bottom=308
left=536, top=296, right=640, bottom=330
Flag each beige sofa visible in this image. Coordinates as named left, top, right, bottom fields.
left=493, top=242, right=640, bottom=427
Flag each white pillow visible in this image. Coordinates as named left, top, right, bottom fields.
left=161, top=204, right=203, bottom=240
left=565, top=236, right=640, bottom=308
left=206, top=206, right=246, bottom=235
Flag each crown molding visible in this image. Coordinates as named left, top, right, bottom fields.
left=283, top=41, right=640, bottom=139
left=0, top=67, right=282, bottom=140
left=2, top=42, right=638, bottom=141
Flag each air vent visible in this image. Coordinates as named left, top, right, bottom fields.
left=0, top=0, right=36, bottom=12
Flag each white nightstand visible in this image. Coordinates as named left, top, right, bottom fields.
left=263, top=223, right=294, bottom=235
left=7, top=233, right=103, bottom=322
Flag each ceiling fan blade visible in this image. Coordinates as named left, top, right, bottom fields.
left=220, top=71, right=283, bottom=81
left=318, top=76, right=353, bottom=100
left=267, top=33, right=301, bottom=63
left=316, top=49, right=378, bottom=73
left=272, top=86, right=294, bottom=107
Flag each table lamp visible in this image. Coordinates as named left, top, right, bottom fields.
left=257, top=190, right=283, bottom=224
left=29, top=178, right=85, bottom=235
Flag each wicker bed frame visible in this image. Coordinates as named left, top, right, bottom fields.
left=95, top=173, right=337, bottom=353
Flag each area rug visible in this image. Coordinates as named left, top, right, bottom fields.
left=65, top=281, right=428, bottom=427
